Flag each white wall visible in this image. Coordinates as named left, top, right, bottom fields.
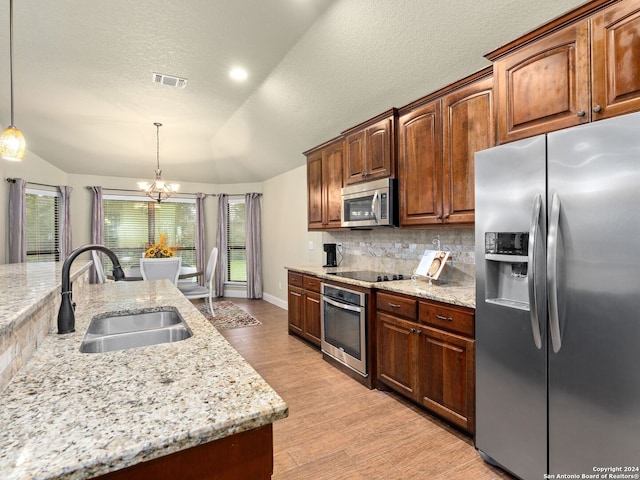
left=262, top=165, right=322, bottom=307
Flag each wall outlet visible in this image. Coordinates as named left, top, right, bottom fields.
left=308, top=241, right=314, bottom=250
left=278, top=281, right=282, bottom=290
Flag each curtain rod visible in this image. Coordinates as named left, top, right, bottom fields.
left=85, top=187, right=257, bottom=198
left=6, top=178, right=59, bottom=189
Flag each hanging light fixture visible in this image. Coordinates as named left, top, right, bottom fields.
left=0, top=0, right=26, bottom=162
left=137, top=122, right=179, bottom=202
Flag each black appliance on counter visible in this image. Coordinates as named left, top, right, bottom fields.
left=323, top=243, right=337, bottom=267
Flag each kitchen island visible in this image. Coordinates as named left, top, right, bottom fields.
left=0, top=277, right=288, bottom=480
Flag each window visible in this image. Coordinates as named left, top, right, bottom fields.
left=102, top=195, right=197, bottom=271
left=26, top=189, right=60, bottom=262
left=227, top=198, right=246, bottom=282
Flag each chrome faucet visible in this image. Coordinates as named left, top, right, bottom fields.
left=58, top=244, right=126, bottom=334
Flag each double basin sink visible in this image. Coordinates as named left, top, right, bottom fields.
left=80, top=308, right=192, bottom=354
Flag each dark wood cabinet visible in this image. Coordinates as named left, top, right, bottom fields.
left=343, top=109, right=397, bottom=185
left=492, top=21, right=590, bottom=143
left=490, top=0, right=640, bottom=144
left=442, top=74, right=494, bottom=224
left=591, top=0, right=640, bottom=120
left=418, top=300, right=475, bottom=433
left=398, top=99, right=442, bottom=226
left=305, top=137, right=344, bottom=230
left=287, top=272, right=321, bottom=347
left=306, top=151, right=323, bottom=229
left=376, top=290, right=475, bottom=433
left=398, top=68, right=493, bottom=226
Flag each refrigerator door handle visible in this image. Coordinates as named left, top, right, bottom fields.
left=548, top=192, right=562, bottom=353
left=528, top=194, right=543, bottom=349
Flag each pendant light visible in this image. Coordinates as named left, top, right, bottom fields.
left=0, top=0, right=26, bottom=162
left=137, top=122, right=179, bottom=202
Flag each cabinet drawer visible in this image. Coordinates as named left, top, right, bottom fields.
left=288, top=272, right=303, bottom=288
left=303, top=275, right=321, bottom=293
left=419, top=301, right=474, bottom=338
left=377, top=292, right=417, bottom=320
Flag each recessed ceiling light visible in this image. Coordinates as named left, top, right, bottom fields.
left=229, top=67, right=248, bottom=82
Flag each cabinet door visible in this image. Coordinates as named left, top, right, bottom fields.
left=303, top=291, right=322, bottom=346
left=322, top=142, right=344, bottom=228
left=494, top=21, right=590, bottom=144
left=377, top=312, right=419, bottom=399
left=364, top=116, right=394, bottom=181
left=288, top=287, right=304, bottom=336
left=345, top=131, right=366, bottom=185
left=442, top=76, right=494, bottom=224
left=306, top=152, right=323, bottom=229
left=419, top=326, right=475, bottom=433
left=591, top=0, right=640, bottom=120
left=398, top=100, right=443, bottom=226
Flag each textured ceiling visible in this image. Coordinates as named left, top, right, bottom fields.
left=0, top=0, right=589, bottom=184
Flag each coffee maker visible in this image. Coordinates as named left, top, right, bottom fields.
left=323, top=243, right=337, bottom=267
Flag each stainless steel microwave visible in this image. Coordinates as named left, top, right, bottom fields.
left=341, top=178, right=398, bottom=228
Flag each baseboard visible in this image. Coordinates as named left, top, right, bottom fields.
left=262, top=292, right=287, bottom=310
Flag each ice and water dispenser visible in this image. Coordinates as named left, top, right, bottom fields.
left=483, top=232, right=530, bottom=311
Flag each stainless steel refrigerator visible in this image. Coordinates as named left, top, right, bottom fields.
left=474, top=111, right=640, bottom=479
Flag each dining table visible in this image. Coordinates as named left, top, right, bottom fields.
left=108, top=265, right=202, bottom=282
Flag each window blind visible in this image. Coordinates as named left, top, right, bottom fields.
left=227, top=198, right=247, bottom=282
left=26, top=189, right=60, bottom=262
left=102, top=195, right=197, bottom=272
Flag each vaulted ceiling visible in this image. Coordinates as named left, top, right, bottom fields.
left=0, top=0, right=588, bottom=184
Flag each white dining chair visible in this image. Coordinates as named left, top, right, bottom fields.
left=91, top=250, right=106, bottom=284
left=178, top=247, right=217, bottom=316
left=140, top=257, right=182, bottom=285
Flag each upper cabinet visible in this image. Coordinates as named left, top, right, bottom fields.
left=343, top=109, right=398, bottom=185
left=489, top=0, right=640, bottom=144
left=442, top=74, right=494, bottom=224
left=305, top=137, right=344, bottom=230
left=398, top=68, right=493, bottom=226
left=591, top=0, right=640, bottom=119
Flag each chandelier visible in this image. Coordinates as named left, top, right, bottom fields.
left=137, top=122, right=179, bottom=202
left=0, top=0, right=26, bottom=162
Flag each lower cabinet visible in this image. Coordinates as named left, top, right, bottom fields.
left=377, top=291, right=475, bottom=434
left=287, top=272, right=321, bottom=347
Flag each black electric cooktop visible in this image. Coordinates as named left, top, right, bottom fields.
left=328, top=270, right=405, bottom=282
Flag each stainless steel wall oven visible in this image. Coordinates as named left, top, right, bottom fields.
left=320, top=283, right=367, bottom=377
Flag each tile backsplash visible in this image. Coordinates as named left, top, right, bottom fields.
left=323, top=227, right=475, bottom=284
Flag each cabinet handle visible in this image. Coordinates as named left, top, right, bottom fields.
left=577, top=110, right=586, bottom=117
left=436, top=314, right=453, bottom=322
left=593, top=105, right=602, bottom=113
left=443, top=212, right=450, bottom=219
left=410, top=328, right=416, bottom=334
left=417, top=330, right=423, bottom=335
left=388, top=303, right=401, bottom=309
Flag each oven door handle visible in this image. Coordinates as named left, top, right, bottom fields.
left=322, top=296, right=362, bottom=313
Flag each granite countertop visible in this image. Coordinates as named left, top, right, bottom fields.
left=0, top=262, right=88, bottom=337
left=0, top=280, right=288, bottom=480
left=286, top=265, right=476, bottom=309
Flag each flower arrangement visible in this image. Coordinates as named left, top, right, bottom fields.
left=144, top=233, right=175, bottom=258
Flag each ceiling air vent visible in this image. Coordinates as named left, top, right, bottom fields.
left=152, top=73, right=188, bottom=89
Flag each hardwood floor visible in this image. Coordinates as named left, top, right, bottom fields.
left=215, top=298, right=515, bottom=480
